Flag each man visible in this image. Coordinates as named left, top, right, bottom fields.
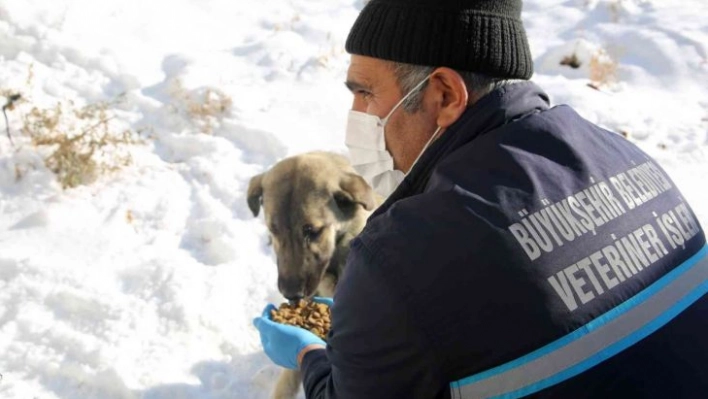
left=254, top=0, right=708, bottom=397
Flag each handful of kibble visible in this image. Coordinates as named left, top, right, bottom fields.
left=270, top=300, right=331, bottom=340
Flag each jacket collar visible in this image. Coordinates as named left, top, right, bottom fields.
left=370, top=81, right=550, bottom=218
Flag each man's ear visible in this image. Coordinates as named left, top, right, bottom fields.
left=429, top=67, right=469, bottom=129
left=247, top=173, right=265, bottom=217
left=335, top=172, right=376, bottom=211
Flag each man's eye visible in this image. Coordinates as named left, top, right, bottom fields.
left=356, top=90, right=372, bottom=99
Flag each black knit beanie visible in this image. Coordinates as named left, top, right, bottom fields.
left=345, top=0, right=533, bottom=79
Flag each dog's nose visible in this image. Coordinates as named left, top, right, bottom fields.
left=286, top=294, right=304, bottom=304
left=279, top=276, right=305, bottom=302
left=283, top=292, right=304, bottom=303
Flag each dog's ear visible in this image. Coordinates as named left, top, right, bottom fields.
left=247, top=173, right=265, bottom=217
left=335, top=173, right=376, bottom=211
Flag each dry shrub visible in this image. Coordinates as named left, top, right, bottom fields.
left=3, top=63, right=141, bottom=189
left=169, top=79, right=232, bottom=134
left=583, top=0, right=624, bottom=22
left=608, top=0, right=623, bottom=23
left=19, top=95, right=141, bottom=189
left=589, top=48, right=618, bottom=87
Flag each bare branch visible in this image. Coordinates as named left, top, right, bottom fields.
left=3, top=93, right=22, bottom=146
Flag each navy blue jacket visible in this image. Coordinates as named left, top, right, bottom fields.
left=302, top=82, right=708, bottom=398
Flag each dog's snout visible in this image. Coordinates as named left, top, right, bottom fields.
left=286, top=295, right=304, bottom=304
left=278, top=276, right=305, bottom=302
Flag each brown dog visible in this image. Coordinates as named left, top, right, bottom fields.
left=247, top=151, right=378, bottom=399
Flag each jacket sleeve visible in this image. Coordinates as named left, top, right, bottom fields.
left=301, top=238, right=447, bottom=399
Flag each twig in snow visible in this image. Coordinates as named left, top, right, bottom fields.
left=3, top=93, right=22, bottom=146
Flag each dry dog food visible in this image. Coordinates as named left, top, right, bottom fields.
left=270, top=300, right=331, bottom=339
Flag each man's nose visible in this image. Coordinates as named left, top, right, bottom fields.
left=351, top=97, right=367, bottom=113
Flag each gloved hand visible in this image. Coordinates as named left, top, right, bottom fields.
left=253, top=297, right=333, bottom=369
left=312, top=296, right=333, bottom=307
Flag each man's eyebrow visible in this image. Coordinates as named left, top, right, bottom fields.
left=344, top=80, right=370, bottom=93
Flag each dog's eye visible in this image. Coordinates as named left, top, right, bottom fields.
left=302, top=224, right=323, bottom=243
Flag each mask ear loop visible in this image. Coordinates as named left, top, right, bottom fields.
left=406, top=125, right=443, bottom=176
left=380, top=73, right=433, bottom=126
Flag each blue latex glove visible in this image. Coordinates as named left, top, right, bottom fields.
left=313, top=296, right=333, bottom=307
left=253, top=297, right=332, bottom=369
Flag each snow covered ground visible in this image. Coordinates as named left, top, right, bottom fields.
left=0, top=0, right=706, bottom=398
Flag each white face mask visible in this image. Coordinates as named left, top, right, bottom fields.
left=345, top=74, right=441, bottom=198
